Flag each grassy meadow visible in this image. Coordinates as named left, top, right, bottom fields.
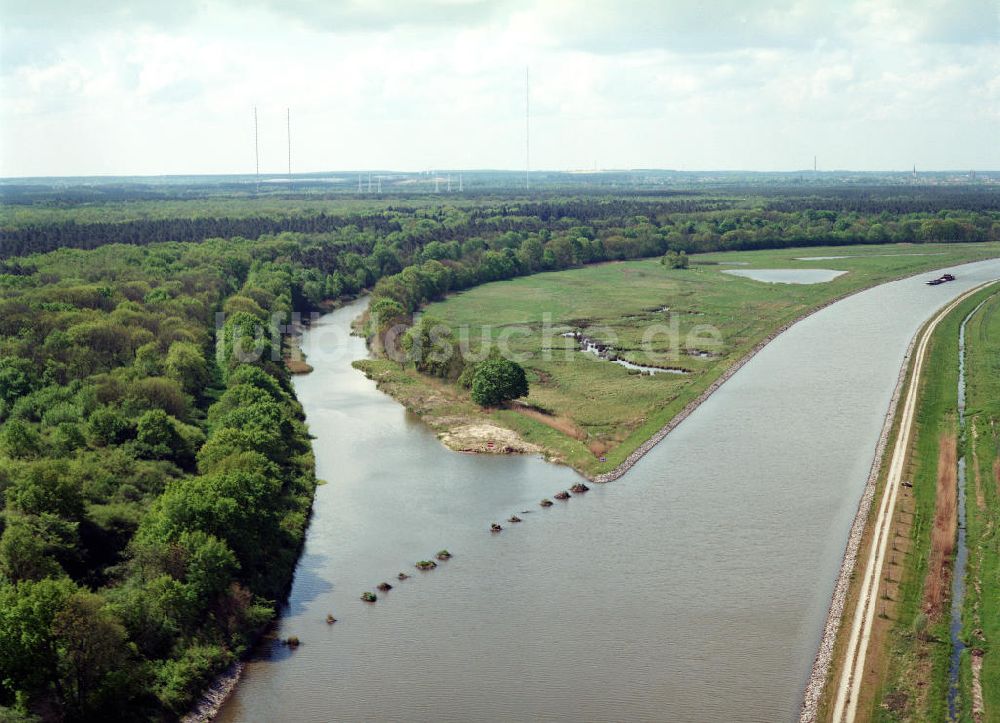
left=961, top=289, right=1000, bottom=720
left=356, top=242, right=1000, bottom=478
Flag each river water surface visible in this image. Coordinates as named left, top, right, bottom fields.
left=219, top=258, right=1000, bottom=723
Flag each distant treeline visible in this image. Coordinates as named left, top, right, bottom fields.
left=0, top=214, right=398, bottom=258
left=758, top=187, right=1000, bottom=214
left=0, top=198, right=725, bottom=258
left=4, top=188, right=998, bottom=258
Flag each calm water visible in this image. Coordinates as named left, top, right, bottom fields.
left=795, top=253, right=947, bottom=261
left=721, top=268, right=848, bottom=284
left=219, top=258, right=1000, bottom=723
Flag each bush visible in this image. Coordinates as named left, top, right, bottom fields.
left=87, top=406, right=131, bottom=446
left=153, top=644, right=233, bottom=714
left=403, top=316, right=464, bottom=380
left=0, top=421, right=42, bottom=459
left=135, top=410, right=184, bottom=461
left=661, top=250, right=689, bottom=269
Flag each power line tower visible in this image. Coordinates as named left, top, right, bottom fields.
left=253, top=106, right=260, bottom=194
left=525, top=66, right=530, bottom=192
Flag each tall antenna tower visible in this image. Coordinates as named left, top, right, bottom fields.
left=286, top=108, right=292, bottom=186
left=253, top=106, right=260, bottom=194
left=525, top=66, right=530, bottom=191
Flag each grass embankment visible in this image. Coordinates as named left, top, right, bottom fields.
left=826, top=285, right=1000, bottom=722
left=961, top=291, right=1000, bottom=720
left=354, top=241, right=1000, bottom=478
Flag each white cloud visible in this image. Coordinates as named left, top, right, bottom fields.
left=0, top=0, right=997, bottom=175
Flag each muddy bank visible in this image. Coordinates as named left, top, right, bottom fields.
left=439, top=422, right=542, bottom=454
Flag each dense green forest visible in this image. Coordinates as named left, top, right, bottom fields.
left=1, top=185, right=998, bottom=720
left=0, top=238, right=332, bottom=719
left=3, top=188, right=999, bottom=258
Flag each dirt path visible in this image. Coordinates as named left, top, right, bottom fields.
left=829, top=281, right=998, bottom=723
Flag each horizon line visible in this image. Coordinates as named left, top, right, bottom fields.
left=1, top=167, right=997, bottom=183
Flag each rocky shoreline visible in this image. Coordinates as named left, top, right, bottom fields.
left=181, top=661, right=245, bottom=723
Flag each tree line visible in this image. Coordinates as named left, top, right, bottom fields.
left=4, top=191, right=997, bottom=260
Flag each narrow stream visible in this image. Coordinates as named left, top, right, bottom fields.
left=561, top=330, right=689, bottom=375
left=948, top=294, right=991, bottom=720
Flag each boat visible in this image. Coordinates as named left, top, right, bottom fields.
left=926, top=273, right=956, bottom=286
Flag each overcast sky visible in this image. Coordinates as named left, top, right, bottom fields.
left=1, top=0, right=997, bottom=177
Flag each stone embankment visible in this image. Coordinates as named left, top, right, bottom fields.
left=181, top=662, right=245, bottom=723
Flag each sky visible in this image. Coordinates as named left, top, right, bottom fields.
left=1, top=0, right=998, bottom=177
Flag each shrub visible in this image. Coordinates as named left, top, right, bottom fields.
left=661, top=250, right=690, bottom=269
left=153, top=644, right=233, bottom=715
left=87, top=406, right=131, bottom=446
left=1, top=421, right=42, bottom=459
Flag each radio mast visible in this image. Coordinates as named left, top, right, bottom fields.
left=525, top=66, right=530, bottom=191
left=254, top=106, right=260, bottom=194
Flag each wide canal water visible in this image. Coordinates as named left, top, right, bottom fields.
left=219, top=258, right=1000, bottom=722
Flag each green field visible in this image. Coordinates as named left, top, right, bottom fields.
left=357, top=242, right=1000, bottom=477
left=961, top=289, right=1000, bottom=720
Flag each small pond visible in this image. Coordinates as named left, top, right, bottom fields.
left=795, top=253, right=946, bottom=261
left=722, top=268, right=848, bottom=284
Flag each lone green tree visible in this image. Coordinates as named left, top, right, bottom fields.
left=470, top=357, right=529, bottom=407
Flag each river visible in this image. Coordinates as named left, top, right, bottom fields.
left=218, top=258, right=1000, bottom=722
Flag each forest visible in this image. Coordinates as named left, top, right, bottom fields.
left=3, top=187, right=999, bottom=258
left=1, top=185, right=999, bottom=720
